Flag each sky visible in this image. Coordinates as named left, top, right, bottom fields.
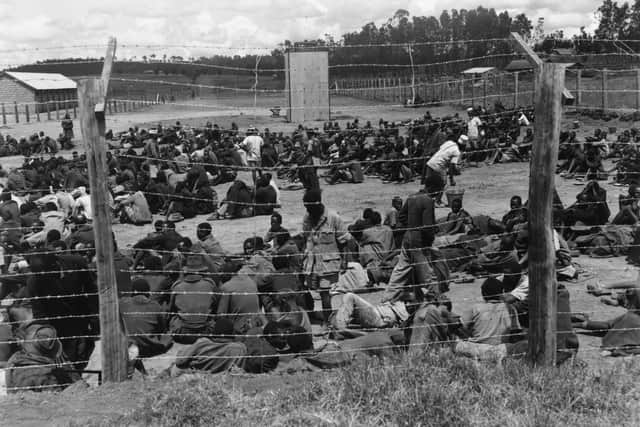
left=0, top=0, right=602, bottom=66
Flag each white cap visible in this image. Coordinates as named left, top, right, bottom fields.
left=458, top=135, right=469, bottom=144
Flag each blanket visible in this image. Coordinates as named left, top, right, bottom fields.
left=574, top=225, right=634, bottom=257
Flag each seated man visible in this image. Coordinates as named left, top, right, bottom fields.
left=6, top=322, right=80, bottom=393
left=440, top=198, right=472, bottom=235
left=459, top=278, right=519, bottom=345
left=195, top=222, right=230, bottom=275
left=119, top=279, right=173, bottom=358
left=405, top=299, right=460, bottom=354
left=501, top=196, right=527, bottom=232
left=260, top=254, right=304, bottom=315
left=132, top=255, right=172, bottom=306
left=168, top=255, right=219, bottom=344
left=114, top=188, right=153, bottom=225
left=173, top=319, right=247, bottom=374
left=264, top=211, right=286, bottom=245
left=217, top=261, right=265, bottom=335
left=24, top=202, right=68, bottom=246
left=613, top=184, right=640, bottom=225
left=216, top=180, right=253, bottom=219
left=254, top=175, right=277, bottom=216
left=563, top=181, right=610, bottom=226
left=330, top=292, right=410, bottom=333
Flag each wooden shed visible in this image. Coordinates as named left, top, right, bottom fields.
left=0, top=71, right=77, bottom=113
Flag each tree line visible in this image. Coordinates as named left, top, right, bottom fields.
left=9, top=4, right=638, bottom=82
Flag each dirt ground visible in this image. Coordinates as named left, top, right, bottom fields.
left=2, top=96, right=640, bottom=425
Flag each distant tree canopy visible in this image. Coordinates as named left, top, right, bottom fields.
left=567, top=0, right=640, bottom=53
left=10, top=7, right=535, bottom=80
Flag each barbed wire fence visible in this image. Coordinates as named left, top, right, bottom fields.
left=1, top=35, right=640, bottom=391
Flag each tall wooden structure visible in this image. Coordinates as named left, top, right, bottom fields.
left=285, top=49, right=330, bottom=123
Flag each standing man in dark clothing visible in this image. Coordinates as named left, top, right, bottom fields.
left=26, top=252, right=99, bottom=369
left=389, top=176, right=442, bottom=302
left=61, top=113, right=74, bottom=143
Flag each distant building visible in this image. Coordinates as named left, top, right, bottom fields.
left=0, top=71, right=77, bottom=113
left=504, top=60, right=533, bottom=73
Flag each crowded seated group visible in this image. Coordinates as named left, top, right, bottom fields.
left=4, top=112, right=640, bottom=393
left=1, top=169, right=594, bottom=393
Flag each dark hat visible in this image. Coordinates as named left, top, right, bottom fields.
left=21, top=323, right=63, bottom=359
left=184, top=255, right=208, bottom=272
left=132, top=278, right=150, bottom=295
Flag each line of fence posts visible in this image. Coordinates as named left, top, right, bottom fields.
left=331, top=70, right=576, bottom=110
left=0, top=95, right=162, bottom=126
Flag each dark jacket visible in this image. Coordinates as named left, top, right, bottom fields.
left=399, top=191, right=437, bottom=248
left=119, top=295, right=172, bottom=357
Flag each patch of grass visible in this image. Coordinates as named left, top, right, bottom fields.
left=88, top=351, right=640, bottom=426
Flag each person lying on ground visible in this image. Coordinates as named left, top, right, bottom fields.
left=574, top=289, right=640, bottom=356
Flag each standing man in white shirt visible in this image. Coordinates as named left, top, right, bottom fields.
left=241, top=126, right=264, bottom=185
left=467, top=107, right=483, bottom=150
left=425, top=135, right=467, bottom=207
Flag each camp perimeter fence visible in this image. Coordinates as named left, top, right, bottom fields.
left=5, top=37, right=640, bottom=389
left=6, top=38, right=640, bottom=129
left=0, top=96, right=161, bottom=126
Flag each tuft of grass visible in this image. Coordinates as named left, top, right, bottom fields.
left=86, top=351, right=640, bottom=426
left=128, top=376, right=242, bottom=427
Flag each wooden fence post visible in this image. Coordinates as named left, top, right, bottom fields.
left=73, top=104, right=77, bottom=119
left=471, top=78, right=475, bottom=107
left=528, top=62, right=565, bottom=366
left=36, top=104, right=40, bottom=122
left=55, top=100, right=60, bottom=121
left=64, top=97, right=69, bottom=116
left=602, top=69, right=608, bottom=111
left=47, top=101, right=51, bottom=121
left=14, top=102, right=18, bottom=123
left=25, top=105, right=30, bottom=123
left=576, top=70, right=582, bottom=106
left=514, top=72, right=519, bottom=108
left=77, top=37, right=128, bottom=383
left=636, top=69, right=640, bottom=111
left=483, top=77, right=488, bottom=109
left=1, top=103, right=6, bottom=125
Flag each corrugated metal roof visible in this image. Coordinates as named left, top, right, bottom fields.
left=461, top=67, right=495, bottom=74
left=4, top=72, right=77, bottom=91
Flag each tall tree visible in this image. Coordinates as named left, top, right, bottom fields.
left=595, top=0, right=630, bottom=39
left=511, top=13, right=533, bottom=39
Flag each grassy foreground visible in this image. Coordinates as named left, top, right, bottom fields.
left=79, top=350, right=640, bottom=427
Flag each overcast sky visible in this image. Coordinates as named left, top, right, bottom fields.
left=0, top=0, right=601, bottom=66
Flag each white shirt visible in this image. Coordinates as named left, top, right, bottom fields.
left=518, top=113, right=530, bottom=127
left=467, top=116, right=482, bottom=139
left=74, top=194, right=93, bottom=220
left=427, top=140, right=461, bottom=173
left=241, top=135, right=264, bottom=162
left=511, top=274, right=529, bottom=302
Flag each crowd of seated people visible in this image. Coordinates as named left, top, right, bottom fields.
left=1, top=173, right=603, bottom=392
left=12, top=110, right=640, bottom=392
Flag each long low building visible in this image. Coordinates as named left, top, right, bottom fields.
left=0, top=71, right=77, bottom=113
